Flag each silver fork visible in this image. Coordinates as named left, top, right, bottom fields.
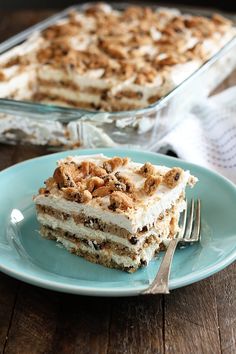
left=143, top=198, right=201, bottom=295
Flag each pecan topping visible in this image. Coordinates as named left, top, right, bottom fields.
left=80, top=161, right=93, bottom=176
left=92, top=186, right=112, bottom=197
left=38, top=187, right=48, bottom=195
left=109, top=191, right=133, bottom=211
left=62, top=187, right=92, bottom=203
left=86, top=177, right=105, bottom=192
left=44, top=177, right=57, bottom=190
left=144, top=175, right=162, bottom=195
left=103, top=157, right=129, bottom=173
left=93, top=166, right=107, bottom=177
left=138, top=162, right=155, bottom=177
left=163, top=167, right=183, bottom=188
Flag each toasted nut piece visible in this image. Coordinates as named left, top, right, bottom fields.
left=53, top=163, right=80, bottom=188
left=109, top=191, right=133, bottom=211
left=212, top=13, right=232, bottom=26
left=163, top=167, right=183, bottom=188
left=144, top=175, right=162, bottom=195
left=92, top=186, right=112, bottom=197
left=138, top=162, right=155, bottom=177
left=80, top=161, right=92, bottom=176
left=87, top=177, right=105, bottom=192
left=0, top=71, right=5, bottom=81
left=101, top=43, right=128, bottom=59
left=83, top=190, right=93, bottom=203
left=62, top=187, right=92, bottom=203
left=103, top=157, right=128, bottom=173
left=93, top=166, right=107, bottom=177
left=44, top=177, right=57, bottom=190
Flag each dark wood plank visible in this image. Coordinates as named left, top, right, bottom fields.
left=0, top=10, right=55, bottom=42
left=164, top=278, right=221, bottom=354
left=214, top=262, right=236, bottom=354
left=0, top=143, right=50, bottom=171
left=4, top=284, right=110, bottom=354
left=0, top=274, right=19, bottom=352
left=108, top=296, right=164, bottom=354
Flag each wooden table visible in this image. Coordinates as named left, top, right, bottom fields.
left=0, top=10, right=236, bottom=354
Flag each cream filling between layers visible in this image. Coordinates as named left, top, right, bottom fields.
left=36, top=197, right=185, bottom=251
left=56, top=235, right=159, bottom=268
left=37, top=212, right=149, bottom=250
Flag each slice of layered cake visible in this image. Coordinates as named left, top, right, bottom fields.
left=34, top=155, right=197, bottom=272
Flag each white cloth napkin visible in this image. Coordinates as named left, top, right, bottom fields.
left=156, top=86, right=236, bottom=184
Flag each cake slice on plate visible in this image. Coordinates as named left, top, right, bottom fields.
left=34, top=154, right=197, bottom=272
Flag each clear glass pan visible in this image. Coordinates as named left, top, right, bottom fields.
left=0, top=2, right=235, bottom=149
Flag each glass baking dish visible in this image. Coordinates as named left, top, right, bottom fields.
left=0, top=2, right=235, bottom=150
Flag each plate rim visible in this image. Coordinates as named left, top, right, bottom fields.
left=1, top=147, right=236, bottom=296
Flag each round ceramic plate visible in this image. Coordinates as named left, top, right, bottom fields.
left=1, top=148, right=236, bottom=296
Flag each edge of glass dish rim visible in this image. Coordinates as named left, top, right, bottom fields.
left=0, top=2, right=235, bottom=122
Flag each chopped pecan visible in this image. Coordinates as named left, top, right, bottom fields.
left=0, top=71, right=5, bottom=81
left=101, top=42, right=128, bottom=59
left=163, top=167, right=183, bottom=188
left=103, top=157, right=129, bottom=173
left=44, top=177, right=57, bottom=190
left=148, top=94, right=161, bottom=104
left=109, top=191, right=133, bottom=211
left=62, top=187, right=92, bottom=203
left=212, top=13, right=232, bottom=26
left=80, top=161, right=91, bottom=176
left=86, top=177, right=105, bottom=192
left=93, top=166, right=107, bottom=177
left=92, top=186, right=112, bottom=197
left=138, top=162, right=155, bottom=177
left=38, top=187, right=49, bottom=195
left=144, top=175, right=162, bottom=195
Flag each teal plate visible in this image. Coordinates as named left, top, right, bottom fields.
left=1, top=148, right=236, bottom=296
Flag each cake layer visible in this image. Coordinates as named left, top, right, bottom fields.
left=36, top=197, right=183, bottom=252
left=40, top=225, right=160, bottom=272
left=34, top=154, right=197, bottom=272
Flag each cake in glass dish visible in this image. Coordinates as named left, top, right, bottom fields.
left=34, top=155, right=197, bottom=272
left=0, top=3, right=235, bottom=112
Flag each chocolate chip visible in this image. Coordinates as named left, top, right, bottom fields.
left=108, top=203, right=116, bottom=211
left=141, top=259, right=147, bottom=266
left=124, top=266, right=133, bottom=272
left=141, top=226, right=148, bottom=232
left=174, top=173, right=180, bottom=181
left=129, top=236, right=138, bottom=245
left=92, top=241, right=104, bottom=251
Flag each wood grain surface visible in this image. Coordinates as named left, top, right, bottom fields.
left=0, top=10, right=236, bottom=354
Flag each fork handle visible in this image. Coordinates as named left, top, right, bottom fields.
left=143, top=238, right=180, bottom=295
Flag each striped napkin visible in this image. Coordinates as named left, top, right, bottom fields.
left=156, top=86, right=236, bottom=183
